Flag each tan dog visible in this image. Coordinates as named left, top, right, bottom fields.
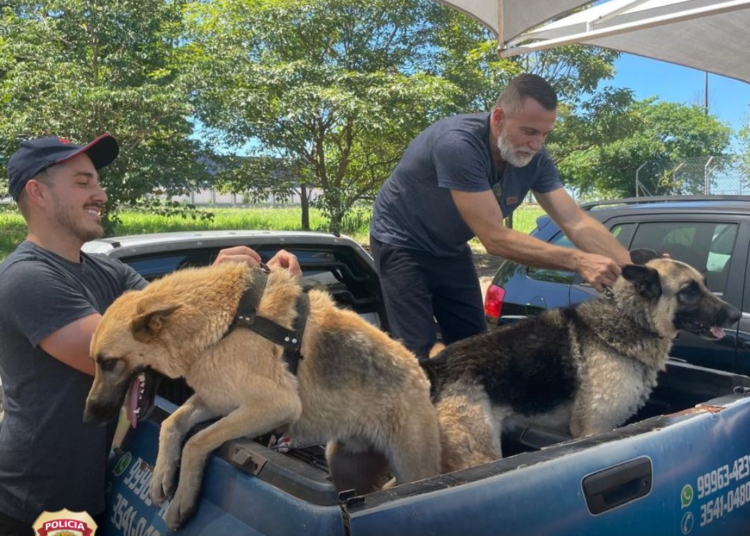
left=83, top=263, right=440, bottom=530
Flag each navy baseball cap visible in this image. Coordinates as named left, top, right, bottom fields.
left=7, top=133, right=119, bottom=201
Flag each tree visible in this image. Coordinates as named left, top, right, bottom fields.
left=430, top=10, right=623, bottom=114
left=186, top=0, right=626, bottom=233
left=185, top=0, right=463, bottom=233
left=0, top=0, right=210, bottom=229
left=740, top=115, right=750, bottom=174
left=556, top=99, right=732, bottom=198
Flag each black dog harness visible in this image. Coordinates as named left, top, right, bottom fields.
left=226, top=264, right=310, bottom=375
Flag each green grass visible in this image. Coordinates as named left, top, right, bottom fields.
left=510, top=205, right=546, bottom=234
left=116, top=208, right=330, bottom=234
left=0, top=204, right=545, bottom=261
left=0, top=209, right=28, bottom=262
left=469, top=204, right=546, bottom=251
left=115, top=207, right=374, bottom=243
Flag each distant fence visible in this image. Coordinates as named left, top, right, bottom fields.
left=635, top=156, right=750, bottom=197
left=0, top=187, right=324, bottom=207
left=169, top=187, right=326, bottom=207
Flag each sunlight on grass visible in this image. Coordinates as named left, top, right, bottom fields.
left=470, top=204, right=546, bottom=253
left=0, top=209, right=27, bottom=261
left=115, top=207, right=373, bottom=244
left=0, top=204, right=544, bottom=261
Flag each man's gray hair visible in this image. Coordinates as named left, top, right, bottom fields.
left=494, top=74, right=558, bottom=116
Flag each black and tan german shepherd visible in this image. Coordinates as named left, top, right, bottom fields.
left=422, top=250, right=741, bottom=473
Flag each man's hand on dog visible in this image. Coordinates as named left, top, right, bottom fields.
left=574, top=251, right=622, bottom=293
left=213, top=246, right=303, bottom=279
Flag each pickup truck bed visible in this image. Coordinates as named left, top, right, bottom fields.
left=88, top=231, right=750, bottom=536
left=105, top=360, right=750, bottom=536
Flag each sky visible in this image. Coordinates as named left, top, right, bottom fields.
left=609, top=53, right=750, bottom=149
left=194, top=52, right=750, bottom=156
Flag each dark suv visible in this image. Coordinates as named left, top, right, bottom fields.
left=484, top=195, right=750, bottom=376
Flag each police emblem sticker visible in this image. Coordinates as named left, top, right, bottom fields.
left=32, top=508, right=97, bottom=536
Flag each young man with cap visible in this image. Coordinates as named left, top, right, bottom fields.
left=0, top=134, right=301, bottom=535
left=370, top=74, right=631, bottom=360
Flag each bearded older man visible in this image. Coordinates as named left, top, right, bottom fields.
left=369, top=73, right=631, bottom=361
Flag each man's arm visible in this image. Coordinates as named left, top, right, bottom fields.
left=38, top=314, right=101, bottom=376
left=535, top=188, right=631, bottom=265
left=36, top=246, right=301, bottom=378
left=451, top=189, right=621, bottom=291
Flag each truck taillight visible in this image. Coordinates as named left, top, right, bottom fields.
left=484, top=284, right=505, bottom=320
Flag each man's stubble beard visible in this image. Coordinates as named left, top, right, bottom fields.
left=53, top=202, right=105, bottom=243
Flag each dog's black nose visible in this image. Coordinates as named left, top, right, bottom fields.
left=727, top=307, right=743, bottom=325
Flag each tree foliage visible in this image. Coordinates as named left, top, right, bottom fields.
left=185, top=0, right=465, bottom=233
left=1, top=0, right=733, bottom=233
left=186, top=0, right=627, bottom=232
left=0, top=0, right=211, bottom=229
left=556, top=99, right=732, bottom=197
left=739, top=115, right=750, bottom=174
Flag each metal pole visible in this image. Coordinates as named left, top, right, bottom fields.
left=704, top=156, right=714, bottom=195
left=497, top=0, right=503, bottom=44
left=635, top=162, right=647, bottom=197
left=705, top=72, right=709, bottom=114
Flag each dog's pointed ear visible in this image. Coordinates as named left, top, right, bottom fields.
left=622, top=265, right=662, bottom=300
left=132, top=300, right=181, bottom=341
left=629, top=248, right=659, bottom=265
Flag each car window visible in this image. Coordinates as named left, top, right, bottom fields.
left=527, top=232, right=576, bottom=284
left=119, top=245, right=380, bottom=308
left=610, top=223, right=637, bottom=248
left=126, top=254, right=192, bottom=280
left=628, top=221, right=737, bottom=294
left=706, top=224, right=735, bottom=275
left=526, top=223, right=637, bottom=285
left=122, top=247, right=340, bottom=281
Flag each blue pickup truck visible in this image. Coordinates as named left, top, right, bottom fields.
left=84, top=230, right=750, bottom=536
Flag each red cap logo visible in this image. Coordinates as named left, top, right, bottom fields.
left=58, top=137, right=72, bottom=144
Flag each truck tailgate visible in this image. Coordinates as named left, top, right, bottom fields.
left=345, top=395, right=750, bottom=536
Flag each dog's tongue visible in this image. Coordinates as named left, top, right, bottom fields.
left=711, top=326, right=726, bottom=339
left=126, top=377, right=140, bottom=429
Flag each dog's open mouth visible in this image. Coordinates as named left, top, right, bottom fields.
left=684, top=323, right=727, bottom=341
left=708, top=326, right=727, bottom=340
left=126, top=369, right=158, bottom=428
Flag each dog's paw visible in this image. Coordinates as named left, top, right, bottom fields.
left=164, top=488, right=198, bottom=532
left=150, top=463, right=177, bottom=505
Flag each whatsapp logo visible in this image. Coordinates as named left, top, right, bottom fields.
left=113, top=451, right=132, bottom=477
left=681, top=484, right=694, bottom=508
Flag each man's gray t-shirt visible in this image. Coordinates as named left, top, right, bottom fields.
left=371, top=112, right=563, bottom=257
left=0, top=241, right=147, bottom=523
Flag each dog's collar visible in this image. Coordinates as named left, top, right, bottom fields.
left=225, top=263, right=310, bottom=375
left=602, top=287, right=665, bottom=340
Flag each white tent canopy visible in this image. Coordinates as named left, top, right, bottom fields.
left=438, top=0, right=750, bottom=84
left=433, top=0, right=592, bottom=42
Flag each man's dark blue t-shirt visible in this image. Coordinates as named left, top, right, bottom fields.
left=371, top=112, right=563, bottom=257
